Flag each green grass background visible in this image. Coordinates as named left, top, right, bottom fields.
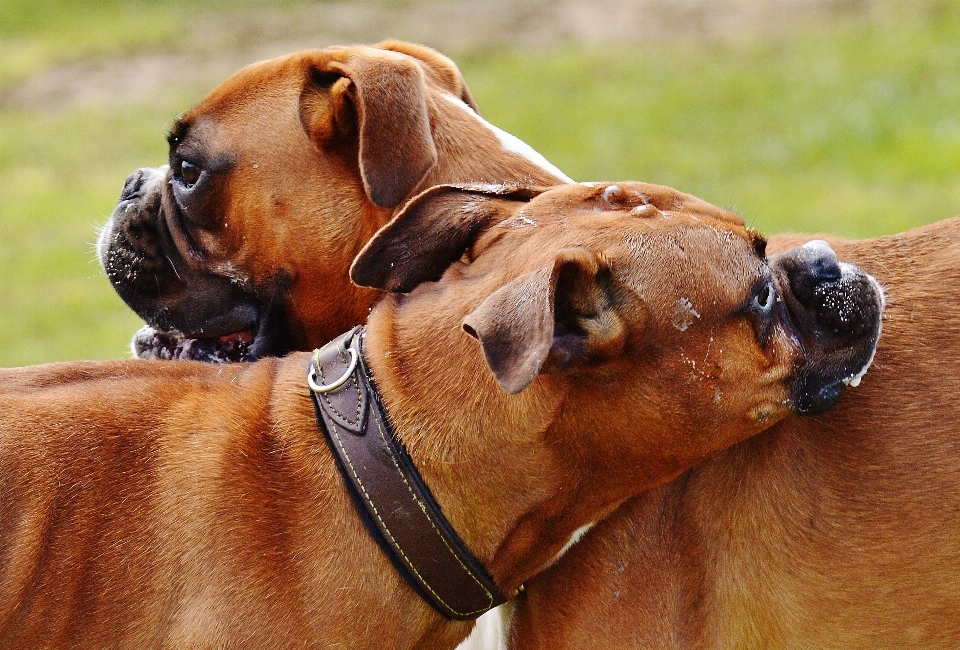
left=2, top=0, right=960, bottom=366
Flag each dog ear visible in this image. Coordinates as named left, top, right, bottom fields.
left=375, top=40, right=480, bottom=112
left=300, top=52, right=438, bottom=209
left=350, top=184, right=546, bottom=293
left=463, top=248, right=644, bottom=394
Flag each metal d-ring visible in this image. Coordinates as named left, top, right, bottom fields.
left=308, top=347, right=358, bottom=393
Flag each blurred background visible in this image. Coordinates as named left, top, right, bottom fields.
left=2, top=0, right=959, bottom=366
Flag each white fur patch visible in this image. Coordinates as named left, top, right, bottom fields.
left=839, top=263, right=886, bottom=388
left=440, top=94, right=574, bottom=184
left=96, top=219, right=114, bottom=268
left=456, top=604, right=514, bottom=650
left=552, top=523, right=595, bottom=565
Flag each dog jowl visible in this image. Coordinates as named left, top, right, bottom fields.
left=97, top=41, right=569, bottom=363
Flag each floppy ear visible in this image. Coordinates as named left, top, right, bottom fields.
left=462, top=248, right=644, bottom=394
left=299, top=52, right=438, bottom=208
left=376, top=40, right=480, bottom=112
left=350, top=184, right=546, bottom=293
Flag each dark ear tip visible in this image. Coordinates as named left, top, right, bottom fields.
left=348, top=258, right=377, bottom=289
left=349, top=249, right=412, bottom=293
left=497, top=371, right=537, bottom=395
left=353, top=184, right=550, bottom=294
left=367, top=182, right=411, bottom=210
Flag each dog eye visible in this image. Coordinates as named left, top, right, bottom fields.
left=174, top=159, right=202, bottom=187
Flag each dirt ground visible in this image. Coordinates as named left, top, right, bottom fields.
left=5, top=0, right=874, bottom=109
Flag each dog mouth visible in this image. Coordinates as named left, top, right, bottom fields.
left=131, top=291, right=294, bottom=363
left=133, top=325, right=256, bottom=363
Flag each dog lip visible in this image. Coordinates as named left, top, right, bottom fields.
left=769, top=278, right=805, bottom=352
left=134, top=299, right=263, bottom=363
left=795, top=378, right=847, bottom=416
left=133, top=325, right=257, bottom=363
left=162, top=175, right=210, bottom=267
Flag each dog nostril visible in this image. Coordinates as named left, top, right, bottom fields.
left=809, top=256, right=841, bottom=284
left=789, top=249, right=842, bottom=307
left=119, top=170, right=147, bottom=201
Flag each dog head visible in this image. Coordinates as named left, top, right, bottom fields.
left=98, top=41, right=569, bottom=363
left=353, top=182, right=885, bottom=467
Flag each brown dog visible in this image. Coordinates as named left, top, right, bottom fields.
left=1, top=183, right=881, bottom=648
left=97, top=41, right=569, bottom=363
left=506, top=220, right=960, bottom=649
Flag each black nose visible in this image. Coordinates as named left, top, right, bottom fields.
left=785, top=241, right=842, bottom=308
left=783, top=241, right=868, bottom=339
left=119, top=169, right=151, bottom=202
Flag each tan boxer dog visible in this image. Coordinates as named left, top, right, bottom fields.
left=97, top=41, right=569, bottom=363
left=506, top=220, right=960, bottom=650
left=1, top=182, right=881, bottom=648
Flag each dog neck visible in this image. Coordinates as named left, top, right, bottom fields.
left=359, top=291, right=614, bottom=594
left=418, top=92, right=572, bottom=192
left=307, top=327, right=508, bottom=620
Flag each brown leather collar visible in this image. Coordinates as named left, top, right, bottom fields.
left=307, top=327, right=507, bottom=620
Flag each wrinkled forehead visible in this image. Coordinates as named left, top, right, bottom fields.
left=170, top=65, right=305, bottom=159
left=179, top=45, right=414, bottom=124
left=502, top=180, right=757, bottom=245
left=609, top=217, right=766, bottom=311
left=526, top=181, right=748, bottom=227
left=486, top=182, right=766, bottom=306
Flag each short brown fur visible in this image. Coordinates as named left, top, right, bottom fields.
left=1, top=183, right=880, bottom=648
left=508, top=220, right=960, bottom=650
